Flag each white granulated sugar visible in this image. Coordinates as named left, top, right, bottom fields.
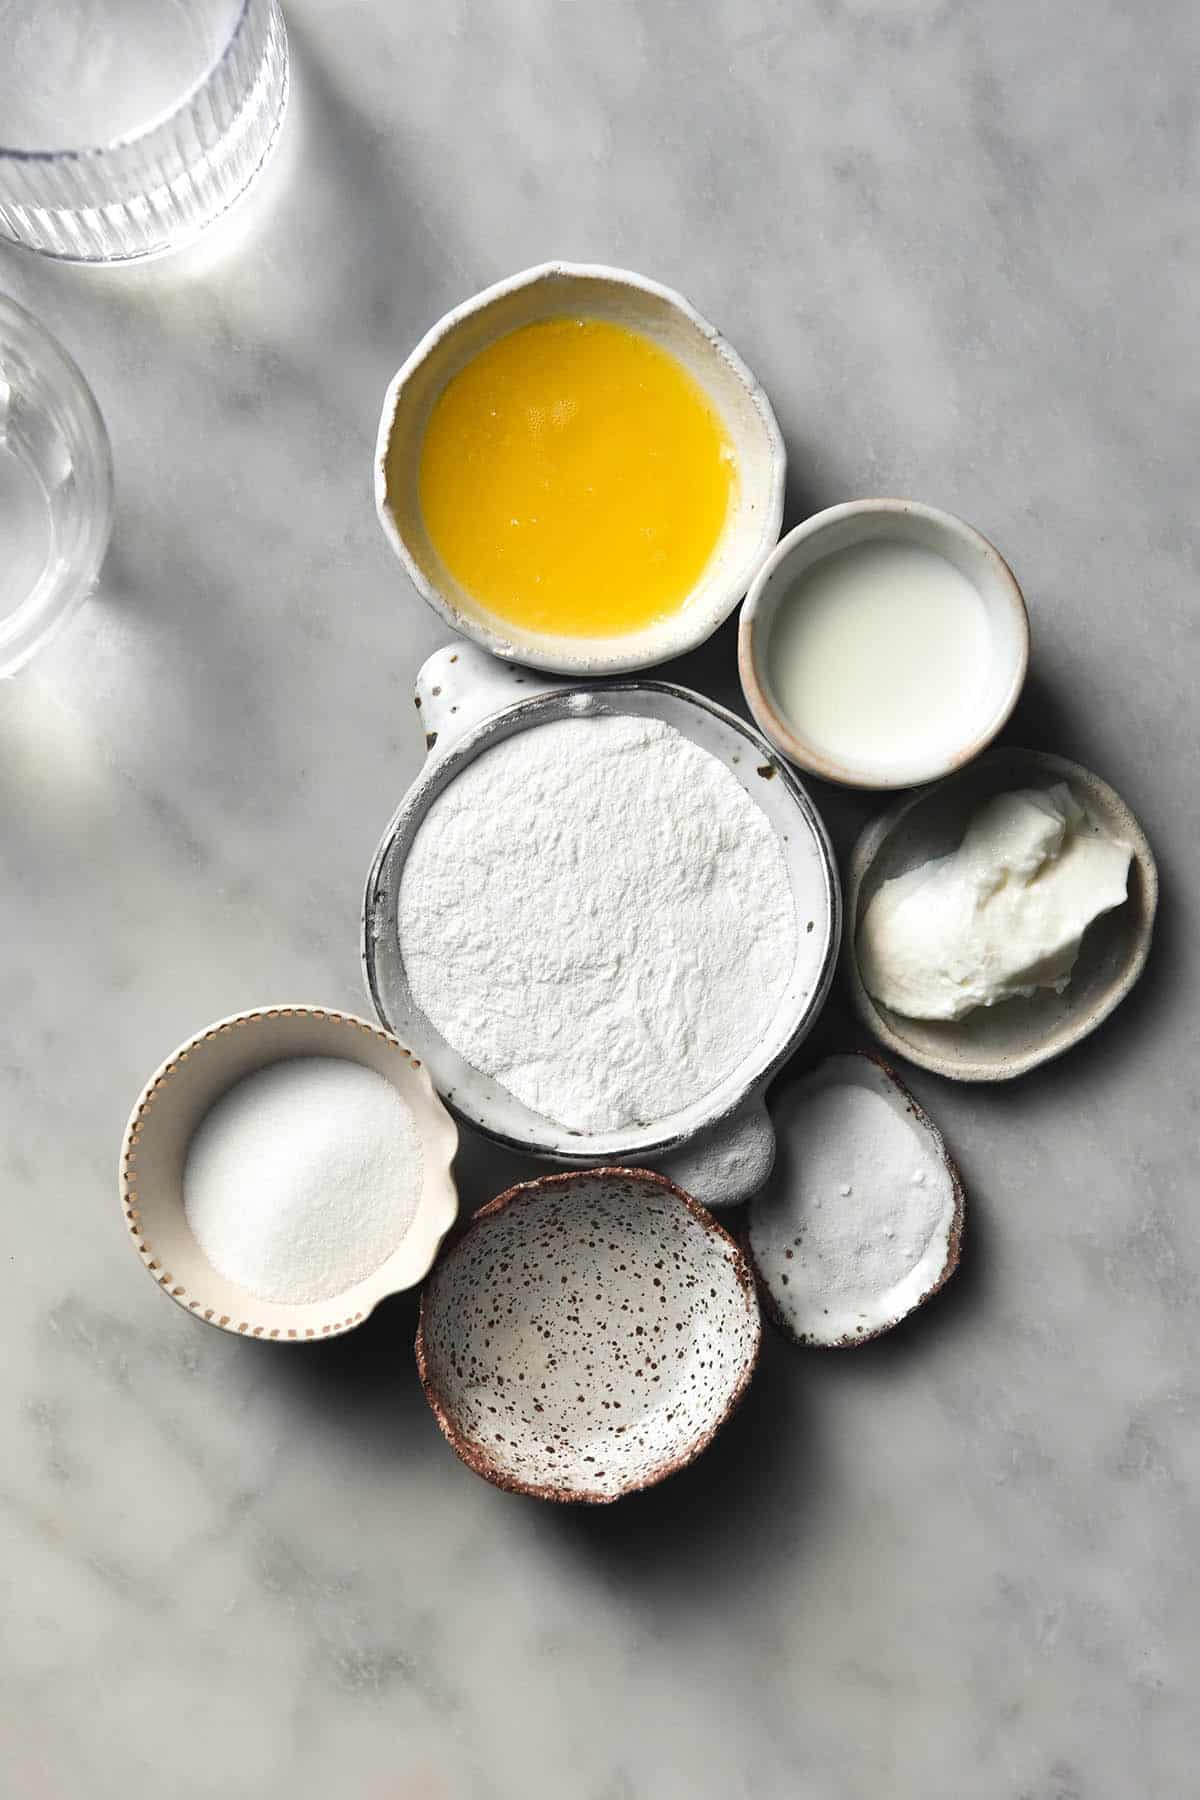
left=398, top=714, right=798, bottom=1134
left=183, top=1057, right=423, bottom=1304
left=748, top=1055, right=960, bottom=1345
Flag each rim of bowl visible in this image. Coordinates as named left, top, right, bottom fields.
left=415, top=1167, right=762, bottom=1503
left=738, top=498, right=1031, bottom=790
left=0, top=294, right=113, bottom=675
left=119, top=1004, right=459, bottom=1341
left=374, top=261, right=787, bottom=676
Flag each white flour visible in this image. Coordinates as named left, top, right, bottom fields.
left=184, top=1058, right=423, bottom=1303
left=398, top=713, right=798, bottom=1134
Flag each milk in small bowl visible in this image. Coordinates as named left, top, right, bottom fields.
left=738, top=499, right=1029, bottom=790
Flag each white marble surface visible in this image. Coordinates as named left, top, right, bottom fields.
left=2, top=4, right=1197, bottom=1795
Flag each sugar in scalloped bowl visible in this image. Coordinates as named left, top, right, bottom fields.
left=416, top=1168, right=762, bottom=1502
left=120, top=1006, right=458, bottom=1341
left=376, top=262, right=786, bottom=676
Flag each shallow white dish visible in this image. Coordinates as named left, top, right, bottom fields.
left=749, top=1052, right=963, bottom=1346
left=375, top=262, right=786, bottom=676
left=845, top=749, right=1158, bottom=1080
left=120, top=1007, right=459, bottom=1340
left=417, top=1168, right=761, bottom=1502
left=738, top=499, right=1030, bottom=789
left=362, top=644, right=841, bottom=1208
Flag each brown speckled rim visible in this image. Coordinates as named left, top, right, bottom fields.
left=745, top=1051, right=964, bottom=1349
left=415, top=1167, right=763, bottom=1504
left=738, top=498, right=1030, bottom=790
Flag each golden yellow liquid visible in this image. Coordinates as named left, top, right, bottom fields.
left=416, top=317, right=735, bottom=638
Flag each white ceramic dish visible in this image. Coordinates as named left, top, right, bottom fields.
left=845, top=749, right=1158, bottom=1080
left=749, top=1052, right=963, bottom=1346
left=362, top=644, right=841, bottom=1209
left=120, top=1007, right=459, bottom=1340
left=738, top=499, right=1030, bottom=789
left=375, top=262, right=786, bottom=676
left=417, top=1168, right=761, bottom=1502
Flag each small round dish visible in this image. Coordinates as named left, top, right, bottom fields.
left=738, top=499, right=1030, bottom=789
left=119, top=1007, right=458, bottom=1340
left=375, top=262, right=786, bottom=676
left=416, top=1169, right=761, bottom=1503
left=749, top=1051, right=963, bottom=1347
left=845, top=749, right=1158, bottom=1080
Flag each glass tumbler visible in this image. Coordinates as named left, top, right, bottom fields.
left=0, top=0, right=289, bottom=263
left=0, top=295, right=113, bottom=674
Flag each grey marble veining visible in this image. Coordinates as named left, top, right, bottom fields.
left=2, top=3, right=1197, bottom=1795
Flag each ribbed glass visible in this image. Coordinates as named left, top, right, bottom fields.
left=0, top=296, right=113, bottom=675
left=0, top=0, right=288, bottom=263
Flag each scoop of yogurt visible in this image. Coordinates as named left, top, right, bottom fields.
left=858, top=783, right=1131, bottom=1021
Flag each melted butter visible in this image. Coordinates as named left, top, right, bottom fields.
left=415, top=317, right=734, bottom=638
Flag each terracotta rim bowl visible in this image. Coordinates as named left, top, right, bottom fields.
left=416, top=1168, right=762, bottom=1502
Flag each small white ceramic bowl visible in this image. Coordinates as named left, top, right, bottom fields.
left=738, top=499, right=1030, bottom=789
left=120, top=1007, right=458, bottom=1341
left=417, top=1168, right=761, bottom=1502
left=844, top=749, right=1158, bottom=1080
left=375, top=262, right=786, bottom=676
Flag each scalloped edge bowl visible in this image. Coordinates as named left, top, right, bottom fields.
left=120, top=1006, right=458, bottom=1340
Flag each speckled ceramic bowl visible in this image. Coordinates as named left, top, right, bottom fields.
left=120, top=1007, right=459, bottom=1340
left=375, top=262, right=786, bottom=675
left=416, top=1169, right=761, bottom=1502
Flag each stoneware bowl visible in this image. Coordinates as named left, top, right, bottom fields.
left=120, top=1007, right=459, bottom=1340
left=375, top=262, right=786, bottom=675
left=416, top=1169, right=761, bottom=1502
left=738, top=499, right=1030, bottom=789
left=845, top=749, right=1158, bottom=1080
left=363, top=643, right=841, bottom=1210
left=749, top=1051, right=964, bottom=1347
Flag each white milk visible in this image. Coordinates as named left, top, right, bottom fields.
left=767, top=540, right=992, bottom=776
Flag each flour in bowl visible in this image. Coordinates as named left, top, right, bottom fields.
left=397, top=713, right=798, bottom=1134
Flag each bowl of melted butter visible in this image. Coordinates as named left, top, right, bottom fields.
left=375, top=263, right=785, bottom=674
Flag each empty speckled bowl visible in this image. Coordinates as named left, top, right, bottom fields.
left=416, top=1169, right=761, bottom=1502
left=120, top=1006, right=459, bottom=1341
